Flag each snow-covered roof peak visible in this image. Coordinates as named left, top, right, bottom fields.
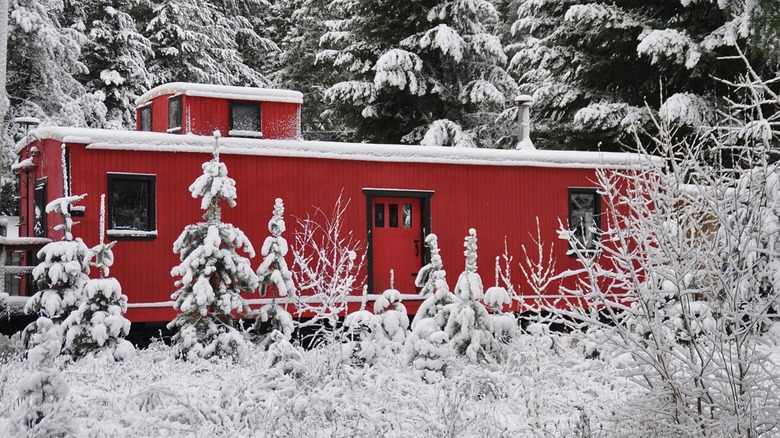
left=135, top=82, right=304, bottom=106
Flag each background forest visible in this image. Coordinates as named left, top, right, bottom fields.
left=1, top=0, right=780, bottom=216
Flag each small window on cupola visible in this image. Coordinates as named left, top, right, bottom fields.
left=168, top=95, right=182, bottom=132
left=229, top=101, right=262, bottom=138
left=139, top=105, right=152, bottom=131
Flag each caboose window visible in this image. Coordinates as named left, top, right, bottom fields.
left=568, top=188, right=600, bottom=253
left=140, top=105, right=152, bottom=131
left=168, top=95, right=182, bottom=132
left=107, top=174, right=156, bottom=239
left=229, top=102, right=261, bottom=137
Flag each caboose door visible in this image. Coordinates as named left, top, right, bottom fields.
left=370, top=196, right=424, bottom=293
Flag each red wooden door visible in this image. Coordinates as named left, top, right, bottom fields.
left=371, top=197, right=423, bottom=293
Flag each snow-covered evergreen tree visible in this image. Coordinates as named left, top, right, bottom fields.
left=22, top=195, right=90, bottom=352
left=62, top=195, right=134, bottom=360
left=257, top=198, right=294, bottom=298
left=415, top=233, right=446, bottom=297
left=407, top=248, right=457, bottom=381
left=252, top=198, right=295, bottom=345
left=319, top=0, right=517, bottom=148
left=168, top=134, right=259, bottom=360
left=142, top=0, right=270, bottom=86
left=8, top=0, right=108, bottom=127
left=444, top=228, right=499, bottom=362
left=507, top=0, right=776, bottom=152
left=73, top=0, right=153, bottom=128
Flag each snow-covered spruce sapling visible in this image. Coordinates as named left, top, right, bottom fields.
left=257, top=198, right=294, bottom=297
left=415, top=233, right=446, bottom=297
left=445, top=228, right=499, bottom=363
left=252, top=198, right=295, bottom=345
left=169, top=133, right=259, bottom=360
left=405, top=277, right=456, bottom=382
left=62, top=195, right=134, bottom=360
left=22, top=195, right=90, bottom=354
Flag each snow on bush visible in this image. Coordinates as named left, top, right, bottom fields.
left=414, top=233, right=446, bottom=297
left=484, top=259, right=516, bottom=344
left=0, top=331, right=643, bottom=436
left=169, top=139, right=259, bottom=360
left=342, top=309, right=379, bottom=364
left=373, top=287, right=409, bottom=350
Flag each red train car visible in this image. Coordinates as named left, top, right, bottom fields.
left=10, top=83, right=642, bottom=323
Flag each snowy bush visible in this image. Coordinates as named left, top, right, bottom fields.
left=484, top=260, right=516, bottom=344
left=9, top=367, right=72, bottom=437
left=342, top=310, right=379, bottom=364
left=253, top=302, right=294, bottom=346
left=415, top=233, right=447, bottom=298
left=169, top=139, right=259, bottom=360
left=373, top=287, right=409, bottom=350
left=291, top=194, right=365, bottom=343
left=543, top=57, right=780, bottom=434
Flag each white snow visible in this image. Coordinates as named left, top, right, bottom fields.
left=106, top=229, right=158, bottom=238
left=135, top=82, right=303, bottom=106
left=10, top=157, right=36, bottom=171
left=227, top=129, right=263, bottom=138
left=16, top=126, right=659, bottom=169
left=637, top=28, right=701, bottom=69
left=0, top=331, right=644, bottom=436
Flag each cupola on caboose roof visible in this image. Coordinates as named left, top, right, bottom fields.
left=134, top=82, right=303, bottom=140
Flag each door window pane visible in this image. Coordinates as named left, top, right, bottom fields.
left=389, top=204, right=398, bottom=228
left=375, top=203, right=385, bottom=228
left=402, top=203, right=412, bottom=228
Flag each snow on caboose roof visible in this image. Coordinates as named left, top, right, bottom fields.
left=135, top=82, right=304, bottom=106
left=16, top=126, right=659, bottom=169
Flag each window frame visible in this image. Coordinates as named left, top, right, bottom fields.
left=167, top=95, right=182, bottom=132
left=139, top=104, right=152, bottom=131
left=107, top=173, right=157, bottom=240
left=567, top=187, right=601, bottom=255
left=228, top=101, right=262, bottom=137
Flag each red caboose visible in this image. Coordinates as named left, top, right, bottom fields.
left=9, top=83, right=642, bottom=323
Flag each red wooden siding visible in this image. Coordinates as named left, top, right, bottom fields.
left=262, top=102, right=301, bottom=139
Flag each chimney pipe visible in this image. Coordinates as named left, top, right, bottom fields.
left=515, top=95, right=534, bottom=150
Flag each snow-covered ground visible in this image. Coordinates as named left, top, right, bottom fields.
left=0, top=330, right=642, bottom=437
